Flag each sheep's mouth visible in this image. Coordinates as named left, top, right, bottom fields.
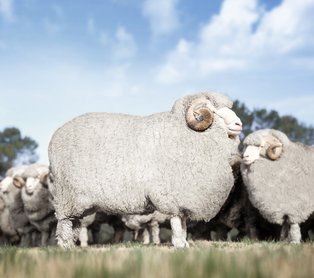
left=26, top=190, right=34, bottom=195
left=242, top=158, right=255, bottom=165
left=226, top=122, right=242, bottom=136
left=227, top=126, right=242, bottom=136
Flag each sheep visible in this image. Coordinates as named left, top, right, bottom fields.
left=122, top=211, right=170, bottom=245
left=0, top=191, right=20, bottom=244
left=89, top=212, right=126, bottom=244
left=0, top=165, right=38, bottom=246
left=14, top=164, right=57, bottom=246
left=48, top=92, right=243, bottom=248
left=241, top=129, right=314, bottom=243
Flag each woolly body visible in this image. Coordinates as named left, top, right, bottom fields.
left=48, top=92, right=241, bottom=247
left=241, top=129, right=314, bottom=225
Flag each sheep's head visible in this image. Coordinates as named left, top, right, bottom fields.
left=22, top=169, right=49, bottom=195
left=0, top=177, right=14, bottom=193
left=185, top=95, right=242, bottom=136
left=242, top=130, right=283, bottom=165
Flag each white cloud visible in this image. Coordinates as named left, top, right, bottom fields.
left=142, top=0, right=180, bottom=37
left=156, top=0, right=314, bottom=83
left=113, top=26, right=137, bottom=60
left=97, top=27, right=137, bottom=60
left=0, top=0, right=14, bottom=22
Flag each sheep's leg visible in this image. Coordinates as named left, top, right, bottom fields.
left=49, top=225, right=57, bottom=245
left=150, top=220, right=160, bottom=245
left=41, top=231, right=50, bottom=246
left=79, top=227, right=88, bottom=247
left=56, top=218, right=75, bottom=248
left=113, top=227, right=125, bottom=243
left=170, top=216, right=189, bottom=248
left=133, top=229, right=139, bottom=241
left=20, top=233, right=31, bottom=247
left=142, top=228, right=150, bottom=245
left=181, top=216, right=187, bottom=240
left=288, top=223, right=301, bottom=244
left=280, top=223, right=290, bottom=241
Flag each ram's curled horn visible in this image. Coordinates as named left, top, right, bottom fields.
left=266, top=141, right=283, bottom=160
left=186, top=98, right=214, bottom=131
left=13, top=176, right=25, bottom=188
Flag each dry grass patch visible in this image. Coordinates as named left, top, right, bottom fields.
left=0, top=241, right=313, bottom=278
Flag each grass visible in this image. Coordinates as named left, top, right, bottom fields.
left=0, top=241, right=314, bottom=278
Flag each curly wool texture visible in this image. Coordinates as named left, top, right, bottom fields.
left=49, top=92, right=239, bottom=222
left=241, top=129, right=314, bottom=225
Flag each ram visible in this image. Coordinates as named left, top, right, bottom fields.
left=48, top=92, right=242, bottom=248
left=241, top=129, right=314, bottom=243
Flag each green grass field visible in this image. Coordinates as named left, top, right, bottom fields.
left=0, top=241, right=313, bottom=278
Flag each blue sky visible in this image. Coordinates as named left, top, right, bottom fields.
left=1, top=0, right=314, bottom=163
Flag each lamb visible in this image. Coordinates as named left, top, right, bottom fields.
left=48, top=92, right=242, bottom=248
left=14, top=164, right=57, bottom=246
left=241, top=129, right=314, bottom=243
left=0, top=165, right=38, bottom=246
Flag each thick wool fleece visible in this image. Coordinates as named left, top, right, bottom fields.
left=241, top=129, right=314, bottom=225
left=48, top=92, right=239, bottom=223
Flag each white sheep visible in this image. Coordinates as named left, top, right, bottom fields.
left=0, top=165, right=38, bottom=246
left=15, top=164, right=57, bottom=246
left=48, top=92, right=242, bottom=248
left=241, top=129, right=314, bottom=243
left=0, top=191, right=20, bottom=244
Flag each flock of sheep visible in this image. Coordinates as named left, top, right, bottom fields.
left=0, top=92, right=313, bottom=248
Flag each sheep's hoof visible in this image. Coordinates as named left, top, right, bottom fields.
left=289, top=240, right=301, bottom=244
left=172, top=238, right=189, bottom=249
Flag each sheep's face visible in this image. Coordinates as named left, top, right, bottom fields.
left=242, top=145, right=262, bottom=165
left=214, top=107, right=242, bottom=137
left=243, top=134, right=283, bottom=165
left=0, top=177, right=13, bottom=193
left=24, top=177, right=41, bottom=195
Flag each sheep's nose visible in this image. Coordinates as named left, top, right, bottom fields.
left=235, top=120, right=242, bottom=127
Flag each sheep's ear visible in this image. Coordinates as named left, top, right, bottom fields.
left=266, top=142, right=283, bottom=160
left=13, top=176, right=25, bottom=188
left=40, top=172, right=49, bottom=188
left=186, top=98, right=214, bottom=131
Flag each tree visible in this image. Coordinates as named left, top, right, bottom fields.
left=233, top=100, right=314, bottom=145
left=0, top=127, right=38, bottom=178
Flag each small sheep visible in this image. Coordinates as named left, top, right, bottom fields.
left=241, top=129, right=314, bottom=243
left=15, top=164, right=57, bottom=246
left=48, top=92, right=242, bottom=248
